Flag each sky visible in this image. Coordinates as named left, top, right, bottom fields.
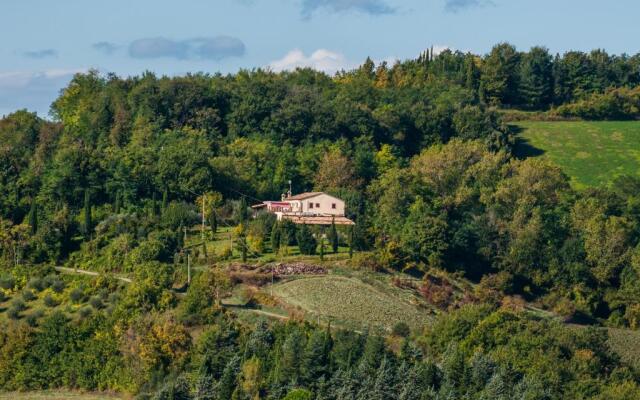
left=1, top=0, right=640, bottom=117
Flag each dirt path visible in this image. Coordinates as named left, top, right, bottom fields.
left=54, top=266, right=133, bottom=283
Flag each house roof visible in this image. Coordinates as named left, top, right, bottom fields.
left=281, top=214, right=355, bottom=226
left=285, top=192, right=324, bottom=200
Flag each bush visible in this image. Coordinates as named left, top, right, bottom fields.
left=392, top=322, right=411, bottom=338
left=11, top=298, right=27, bottom=312
left=70, top=287, right=85, bottom=303
left=0, top=275, right=15, bottom=290
left=6, top=307, right=21, bottom=320
left=25, top=309, right=44, bottom=327
left=22, top=289, right=37, bottom=302
left=283, top=389, right=313, bottom=400
left=89, top=296, right=104, bottom=310
left=43, top=294, right=59, bottom=308
left=0, top=291, right=6, bottom=303
left=27, top=277, right=46, bottom=292
left=78, top=306, right=93, bottom=319
left=51, top=279, right=66, bottom=293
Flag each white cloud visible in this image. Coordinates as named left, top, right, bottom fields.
left=268, top=49, right=353, bottom=74
left=0, top=69, right=86, bottom=117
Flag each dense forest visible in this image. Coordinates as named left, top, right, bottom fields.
left=2, top=43, right=640, bottom=398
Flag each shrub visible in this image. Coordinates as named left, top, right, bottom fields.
left=0, top=275, right=15, bottom=290
left=6, top=307, right=21, bottom=320
left=392, top=322, right=411, bottom=338
left=11, top=298, right=27, bottom=312
left=0, top=291, right=6, bottom=303
left=25, top=309, right=44, bottom=327
left=43, top=294, right=59, bottom=308
left=283, top=389, right=313, bottom=400
left=89, top=296, right=104, bottom=310
left=27, top=277, right=46, bottom=292
left=70, top=287, right=85, bottom=303
left=22, top=289, right=37, bottom=302
left=51, top=279, right=66, bottom=293
left=78, top=306, right=93, bottom=319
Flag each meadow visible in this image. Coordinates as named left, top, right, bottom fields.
left=514, top=121, right=640, bottom=188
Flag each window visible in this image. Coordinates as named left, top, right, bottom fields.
left=332, top=203, right=336, bottom=209
left=316, top=203, right=320, bottom=208
left=309, top=202, right=313, bottom=209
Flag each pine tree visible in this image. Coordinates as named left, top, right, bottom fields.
left=218, top=355, right=241, bottom=400
left=83, top=189, right=92, bottom=240
left=28, top=198, right=37, bottom=235
left=302, top=329, right=332, bottom=384
left=329, top=216, right=339, bottom=253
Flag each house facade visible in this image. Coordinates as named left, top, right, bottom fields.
left=252, top=192, right=354, bottom=225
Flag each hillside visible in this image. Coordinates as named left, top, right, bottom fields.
left=514, top=121, right=640, bottom=188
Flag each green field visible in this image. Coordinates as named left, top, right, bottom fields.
left=607, top=327, right=640, bottom=369
left=269, top=275, right=432, bottom=332
left=514, top=121, right=640, bottom=188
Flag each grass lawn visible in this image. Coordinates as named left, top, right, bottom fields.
left=513, top=121, right=640, bottom=189
left=269, top=274, right=433, bottom=332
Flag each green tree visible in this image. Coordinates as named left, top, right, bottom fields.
left=28, top=199, right=37, bottom=235
left=83, top=189, right=92, bottom=240
left=518, top=46, right=554, bottom=109
left=296, top=224, right=317, bottom=255
left=329, top=217, right=339, bottom=253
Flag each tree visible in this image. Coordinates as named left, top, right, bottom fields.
left=349, top=225, right=355, bottom=259
left=518, top=46, right=554, bottom=109
left=296, top=224, right=317, bottom=255
left=83, top=189, right=92, bottom=240
left=329, top=217, right=339, bottom=253
left=28, top=199, right=37, bottom=235
left=480, top=43, right=520, bottom=106
left=271, top=222, right=281, bottom=254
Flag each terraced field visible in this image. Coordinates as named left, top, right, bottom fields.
left=514, top=121, right=640, bottom=188
left=270, top=275, right=432, bottom=332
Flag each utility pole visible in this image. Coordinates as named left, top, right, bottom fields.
left=187, top=253, right=191, bottom=284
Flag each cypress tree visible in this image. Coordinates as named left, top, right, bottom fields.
left=349, top=225, right=355, bottom=259
left=28, top=198, right=38, bottom=235
left=83, top=189, right=92, bottom=240
left=329, top=217, right=339, bottom=253
left=319, top=234, right=325, bottom=261
left=238, top=196, right=249, bottom=223
left=162, top=187, right=168, bottom=210
left=152, top=191, right=160, bottom=216
left=208, top=207, right=217, bottom=233
left=296, top=224, right=317, bottom=255
left=114, top=190, right=121, bottom=214
left=271, top=222, right=281, bottom=254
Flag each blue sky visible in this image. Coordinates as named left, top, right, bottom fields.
left=1, top=0, right=640, bottom=117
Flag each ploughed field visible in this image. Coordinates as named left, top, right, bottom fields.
left=514, top=121, right=640, bottom=188
left=0, top=391, right=122, bottom=400
left=269, top=275, right=432, bottom=332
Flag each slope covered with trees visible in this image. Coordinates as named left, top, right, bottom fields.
left=1, top=43, right=640, bottom=398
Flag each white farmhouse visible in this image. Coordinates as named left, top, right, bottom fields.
left=252, top=192, right=355, bottom=225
